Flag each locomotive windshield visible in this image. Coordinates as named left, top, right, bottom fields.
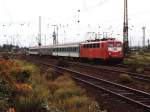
left=108, top=42, right=122, bottom=52
left=108, top=42, right=122, bottom=47
left=108, top=43, right=113, bottom=47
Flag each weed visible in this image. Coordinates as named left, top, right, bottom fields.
left=118, top=74, right=133, bottom=84
left=45, top=69, right=56, bottom=80
left=136, top=67, right=144, bottom=73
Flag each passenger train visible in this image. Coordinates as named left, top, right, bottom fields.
left=28, top=38, right=124, bottom=61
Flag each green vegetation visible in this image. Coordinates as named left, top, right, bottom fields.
left=124, top=52, right=150, bottom=73
left=0, top=59, right=101, bottom=112
left=118, top=74, right=133, bottom=84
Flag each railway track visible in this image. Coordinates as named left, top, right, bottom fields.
left=113, top=63, right=150, bottom=72
left=10, top=54, right=150, bottom=111
left=21, top=55, right=150, bottom=93
left=67, top=61, right=150, bottom=83
left=35, top=60, right=150, bottom=112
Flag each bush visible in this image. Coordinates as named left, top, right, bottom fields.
left=15, top=84, right=33, bottom=96
left=54, top=88, right=82, bottom=99
left=118, top=74, right=133, bottom=84
left=0, top=75, right=16, bottom=99
left=45, top=69, right=56, bottom=80
left=14, top=70, right=31, bottom=83
left=47, top=81, right=58, bottom=94
left=0, top=100, right=9, bottom=112
left=65, top=96, right=89, bottom=109
left=54, top=74, right=77, bottom=89
left=136, top=67, right=144, bottom=73
left=15, top=96, right=47, bottom=112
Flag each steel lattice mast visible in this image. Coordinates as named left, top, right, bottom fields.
left=123, top=0, right=129, bottom=54
left=38, top=16, right=42, bottom=46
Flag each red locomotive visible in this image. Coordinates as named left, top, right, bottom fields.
left=80, top=38, right=123, bottom=60
left=29, top=38, right=124, bottom=61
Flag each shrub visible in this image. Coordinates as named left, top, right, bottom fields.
left=118, top=74, right=133, bottom=84
left=136, top=67, right=144, bottom=73
left=65, top=96, right=89, bottom=109
left=54, top=74, right=76, bottom=88
left=15, top=96, right=47, bottom=112
left=0, top=74, right=16, bottom=99
left=15, top=83, right=33, bottom=96
left=13, top=70, right=31, bottom=83
left=45, top=69, right=56, bottom=80
left=47, top=81, right=58, bottom=94
left=54, top=88, right=82, bottom=99
left=0, top=100, right=9, bottom=112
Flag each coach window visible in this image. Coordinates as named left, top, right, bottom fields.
left=75, top=47, right=77, bottom=52
left=76, top=47, right=78, bottom=51
left=71, top=47, right=73, bottom=52
left=72, top=47, right=74, bottom=52
left=93, top=44, right=96, bottom=48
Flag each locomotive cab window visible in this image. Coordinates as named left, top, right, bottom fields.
left=116, top=43, right=121, bottom=47
left=108, top=43, right=113, bottom=47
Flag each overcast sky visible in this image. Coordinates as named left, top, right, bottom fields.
left=0, top=0, right=150, bottom=47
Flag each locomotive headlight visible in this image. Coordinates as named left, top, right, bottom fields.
left=109, top=52, right=112, bottom=55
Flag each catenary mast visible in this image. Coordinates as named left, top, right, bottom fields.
left=38, top=16, right=41, bottom=46
left=123, top=0, right=129, bottom=54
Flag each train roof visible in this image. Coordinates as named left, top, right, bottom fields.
left=80, top=39, right=122, bottom=45
left=29, top=42, right=80, bottom=49
left=29, top=38, right=122, bottom=49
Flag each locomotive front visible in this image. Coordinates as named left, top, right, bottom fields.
left=107, top=41, right=124, bottom=59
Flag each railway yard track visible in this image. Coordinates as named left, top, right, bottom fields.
left=9, top=54, right=150, bottom=112
left=25, top=57, right=150, bottom=112
left=25, top=55, right=150, bottom=91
